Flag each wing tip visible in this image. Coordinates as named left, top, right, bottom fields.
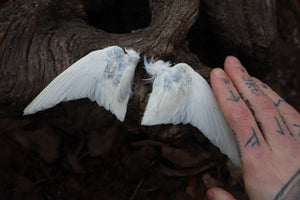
left=112, top=110, right=126, bottom=122
left=141, top=117, right=147, bottom=125
left=141, top=110, right=154, bottom=125
left=117, top=115, right=125, bottom=122
left=141, top=120, right=154, bottom=126
left=23, top=108, right=33, bottom=116
left=23, top=104, right=32, bottom=115
left=23, top=104, right=40, bottom=115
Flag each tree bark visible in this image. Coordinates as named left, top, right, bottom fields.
left=0, top=0, right=277, bottom=146
left=0, top=2, right=278, bottom=198
left=0, top=0, right=211, bottom=143
left=201, top=0, right=277, bottom=71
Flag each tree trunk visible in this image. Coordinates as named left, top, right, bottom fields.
left=0, top=0, right=211, bottom=140
left=0, top=0, right=278, bottom=198
left=0, top=0, right=278, bottom=153
left=0, top=0, right=277, bottom=136
left=201, top=0, right=277, bottom=72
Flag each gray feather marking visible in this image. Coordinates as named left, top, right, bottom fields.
left=118, top=87, right=129, bottom=102
left=108, top=46, right=124, bottom=59
left=113, top=63, right=126, bottom=85
left=104, top=61, right=115, bottom=79
left=163, top=68, right=191, bottom=90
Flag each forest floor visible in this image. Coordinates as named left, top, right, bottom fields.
left=0, top=0, right=299, bottom=200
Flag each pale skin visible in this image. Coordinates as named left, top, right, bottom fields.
left=207, top=56, right=300, bottom=200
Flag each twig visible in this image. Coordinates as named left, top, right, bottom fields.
left=290, top=0, right=300, bottom=20
left=130, top=177, right=145, bottom=200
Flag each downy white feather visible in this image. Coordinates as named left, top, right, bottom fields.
left=142, top=58, right=240, bottom=166
left=24, top=46, right=140, bottom=121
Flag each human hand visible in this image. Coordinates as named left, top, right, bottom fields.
left=207, top=56, right=300, bottom=200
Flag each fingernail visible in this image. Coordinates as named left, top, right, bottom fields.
left=207, top=190, right=215, bottom=200
left=213, top=68, right=227, bottom=78
left=225, top=56, right=242, bottom=67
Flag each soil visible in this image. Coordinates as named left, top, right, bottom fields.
left=0, top=0, right=299, bottom=200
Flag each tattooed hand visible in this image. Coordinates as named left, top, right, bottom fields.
left=207, top=56, right=300, bottom=200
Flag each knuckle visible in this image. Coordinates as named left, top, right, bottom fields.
left=228, top=104, right=253, bottom=123
left=250, top=147, right=266, bottom=161
left=251, top=96, right=275, bottom=111
left=243, top=147, right=268, bottom=169
left=281, top=106, right=300, bottom=119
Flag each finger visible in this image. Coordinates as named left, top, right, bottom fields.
left=211, top=68, right=268, bottom=166
left=252, top=77, right=300, bottom=141
left=207, top=187, right=237, bottom=200
left=223, top=56, right=295, bottom=151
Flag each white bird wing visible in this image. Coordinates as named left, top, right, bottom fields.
left=24, top=46, right=140, bottom=121
left=142, top=59, right=240, bottom=166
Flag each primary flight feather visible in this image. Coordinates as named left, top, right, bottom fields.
left=142, top=58, right=240, bottom=166
left=24, top=46, right=140, bottom=121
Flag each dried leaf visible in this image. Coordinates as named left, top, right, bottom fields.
left=161, top=146, right=200, bottom=168
left=87, top=128, right=117, bottom=157
left=185, top=178, right=196, bottom=199
left=122, top=146, right=157, bottom=171
left=133, top=140, right=207, bottom=168
left=67, top=150, right=83, bottom=173
left=8, top=126, right=60, bottom=163
left=0, top=118, right=31, bottom=132
left=131, top=139, right=163, bottom=147
left=159, top=164, right=212, bottom=177
left=202, top=173, right=220, bottom=189
left=15, top=176, right=34, bottom=193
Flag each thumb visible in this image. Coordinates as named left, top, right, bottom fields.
left=207, top=187, right=237, bottom=200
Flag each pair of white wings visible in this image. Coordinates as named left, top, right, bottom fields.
left=24, top=46, right=240, bottom=166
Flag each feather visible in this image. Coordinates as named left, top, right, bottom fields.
left=142, top=58, right=240, bottom=166
left=24, top=46, right=140, bottom=121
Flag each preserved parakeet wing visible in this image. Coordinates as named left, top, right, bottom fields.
left=142, top=58, right=240, bottom=166
left=24, top=46, right=140, bottom=121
